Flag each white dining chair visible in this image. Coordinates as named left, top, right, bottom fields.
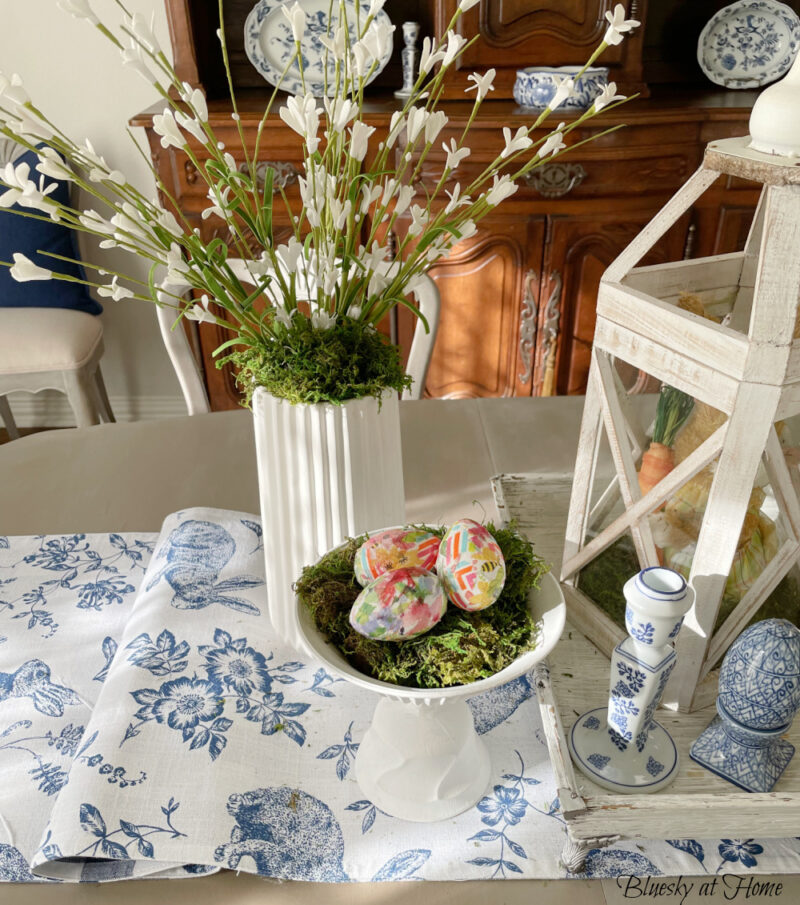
left=156, top=259, right=441, bottom=414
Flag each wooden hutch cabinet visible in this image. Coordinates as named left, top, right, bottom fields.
left=138, top=0, right=774, bottom=409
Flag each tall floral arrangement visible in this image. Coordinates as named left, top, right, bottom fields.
left=0, top=0, right=638, bottom=404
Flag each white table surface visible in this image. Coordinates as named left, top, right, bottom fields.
left=2, top=397, right=795, bottom=904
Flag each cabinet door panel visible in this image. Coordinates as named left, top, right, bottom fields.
left=543, top=209, right=688, bottom=397
left=411, top=218, right=545, bottom=399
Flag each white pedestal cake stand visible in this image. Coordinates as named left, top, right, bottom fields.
left=297, top=572, right=565, bottom=822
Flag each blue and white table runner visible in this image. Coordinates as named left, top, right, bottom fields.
left=1, top=507, right=799, bottom=883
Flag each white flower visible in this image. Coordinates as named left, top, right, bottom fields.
left=465, top=68, right=495, bottom=100
left=457, top=219, right=477, bottom=241
left=273, top=307, right=295, bottom=329
left=57, top=0, right=99, bottom=25
left=394, top=184, right=414, bottom=217
left=79, top=209, right=114, bottom=234
left=281, top=1, right=306, bottom=43
left=0, top=73, right=29, bottom=110
left=406, top=204, right=427, bottom=237
left=368, top=0, right=386, bottom=16
left=164, top=243, right=192, bottom=288
left=175, top=110, right=207, bottom=144
left=98, top=276, right=134, bottom=301
left=360, top=183, right=382, bottom=215
left=35, top=148, right=74, bottom=182
left=367, top=270, right=390, bottom=297
left=593, top=81, right=626, bottom=112
left=153, top=109, right=186, bottom=150
left=444, top=183, right=471, bottom=214
left=180, top=83, right=208, bottom=123
left=328, top=197, right=352, bottom=230
left=386, top=110, right=405, bottom=149
left=324, top=96, right=358, bottom=133
left=129, top=12, right=161, bottom=54
left=6, top=111, right=53, bottom=142
left=276, top=237, right=304, bottom=273
left=485, top=174, right=517, bottom=206
left=603, top=3, right=640, bottom=46
left=201, top=185, right=231, bottom=221
left=441, top=32, right=467, bottom=67
left=319, top=24, right=348, bottom=60
left=279, top=93, right=321, bottom=154
left=121, top=41, right=157, bottom=85
left=442, top=138, right=470, bottom=172
left=549, top=76, right=575, bottom=110
left=185, top=295, right=216, bottom=324
left=155, top=208, right=183, bottom=239
left=359, top=243, right=390, bottom=274
left=0, top=161, right=58, bottom=213
left=424, top=110, right=447, bottom=145
left=405, top=106, right=429, bottom=143
left=419, top=37, right=444, bottom=77
left=501, top=125, right=532, bottom=159
left=349, top=121, right=376, bottom=162
left=110, top=202, right=151, bottom=244
left=9, top=253, right=52, bottom=282
left=351, top=43, right=371, bottom=79
left=311, top=309, right=337, bottom=330
left=457, top=0, right=481, bottom=11
left=539, top=123, right=566, bottom=158
left=360, top=20, right=395, bottom=66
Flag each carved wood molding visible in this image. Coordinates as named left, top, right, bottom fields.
left=518, top=269, right=538, bottom=385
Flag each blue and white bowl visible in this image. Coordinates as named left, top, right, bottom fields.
left=513, top=66, right=609, bottom=111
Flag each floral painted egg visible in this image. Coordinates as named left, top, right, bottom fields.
left=436, top=519, right=506, bottom=612
left=349, top=567, right=447, bottom=641
left=354, top=527, right=441, bottom=587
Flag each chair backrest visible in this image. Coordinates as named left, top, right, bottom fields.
left=156, top=260, right=441, bottom=414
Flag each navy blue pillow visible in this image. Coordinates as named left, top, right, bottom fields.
left=0, top=147, right=101, bottom=314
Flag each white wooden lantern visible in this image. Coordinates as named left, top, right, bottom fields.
left=561, top=136, right=800, bottom=713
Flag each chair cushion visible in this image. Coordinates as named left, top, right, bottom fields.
left=0, top=147, right=102, bottom=315
left=0, top=308, right=103, bottom=374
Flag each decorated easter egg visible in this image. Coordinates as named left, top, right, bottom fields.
left=437, top=519, right=506, bottom=612
left=349, top=567, right=447, bottom=641
left=354, top=527, right=441, bottom=587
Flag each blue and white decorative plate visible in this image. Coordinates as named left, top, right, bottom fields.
left=697, top=0, right=800, bottom=89
left=244, top=0, right=394, bottom=97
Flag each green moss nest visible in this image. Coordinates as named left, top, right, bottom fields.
left=295, top=524, right=549, bottom=688
left=220, top=317, right=412, bottom=406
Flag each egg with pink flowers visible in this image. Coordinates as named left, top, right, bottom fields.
left=354, top=527, right=441, bottom=587
left=437, top=519, right=506, bottom=612
left=349, top=567, right=447, bottom=641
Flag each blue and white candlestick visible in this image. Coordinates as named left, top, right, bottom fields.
left=395, top=22, right=421, bottom=99
left=569, top=567, right=694, bottom=794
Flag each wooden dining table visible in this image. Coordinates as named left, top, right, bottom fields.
left=1, top=397, right=793, bottom=904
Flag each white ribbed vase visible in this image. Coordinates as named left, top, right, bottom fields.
left=252, top=386, right=405, bottom=652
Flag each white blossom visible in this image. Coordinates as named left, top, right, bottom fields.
left=593, top=81, right=626, bottom=112
left=319, top=24, right=348, bottom=60
left=394, top=184, right=414, bottom=217
left=349, top=121, right=376, bottom=162
left=6, top=111, right=53, bottom=142
left=442, top=138, right=470, bottom=172
left=281, top=1, right=306, bottom=42
left=501, top=125, right=533, bottom=159
left=324, top=96, right=358, bottom=133
left=129, top=12, right=161, bottom=55
left=279, top=93, right=321, bottom=154
left=539, top=123, right=566, bottom=158
left=110, top=202, right=151, bottom=245
left=465, top=68, right=495, bottom=100
left=57, top=0, right=99, bottom=25
left=457, top=0, right=481, bottom=11
left=367, top=270, right=390, bottom=298
left=276, top=237, right=304, bottom=274
left=273, top=307, right=295, bottom=329
left=164, top=243, right=192, bottom=288
left=406, top=204, right=427, bottom=237
left=79, top=209, right=114, bottom=234
left=155, top=208, right=183, bottom=239
left=603, top=3, right=640, bottom=46
left=441, top=32, right=467, bottom=67
left=121, top=41, right=157, bottom=85
left=444, top=183, right=471, bottom=214
left=35, top=148, right=74, bottom=182
left=368, top=0, right=387, bottom=16
left=485, top=173, right=518, bottom=206
left=424, top=110, right=447, bottom=145
left=386, top=110, right=405, bottom=149
left=419, top=37, right=444, bottom=77
left=98, top=275, right=134, bottom=301
left=351, top=43, right=371, bottom=80
left=549, top=76, right=575, bottom=110
left=153, top=109, right=186, bottom=150
left=185, top=295, right=216, bottom=324
left=0, top=72, right=29, bottom=115
left=405, top=106, right=429, bottom=143
left=0, top=161, right=58, bottom=213
left=360, top=183, right=382, bottom=215
left=9, top=253, right=52, bottom=282
left=359, top=243, right=390, bottom=274
left=175, top=110, right=207, bottom=144
left=328, top=197, right=352, bottom=231
left=179, top=83, right=208, bottom=123
left=457, top=219, right=477, bottom=241
left=311, top=309, right=337, bottom=330
left=360, top=20, right=395, bottom=67
left=201, top=185, right=231, bottom=221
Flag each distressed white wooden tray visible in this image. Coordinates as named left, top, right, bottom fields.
left=493, top=471, right=800, bottom=871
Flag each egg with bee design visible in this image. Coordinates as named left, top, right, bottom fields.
left=354, top=527, right=441, bottom=587
left=437, top=519, right=506, bottom=612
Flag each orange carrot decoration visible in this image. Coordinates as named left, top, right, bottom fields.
left=638, top=385, right=694, bottom=498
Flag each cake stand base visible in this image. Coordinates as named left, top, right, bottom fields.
left=355, top=696, right=491, bottom=822
left=569, top=706, right=680, bottom=794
